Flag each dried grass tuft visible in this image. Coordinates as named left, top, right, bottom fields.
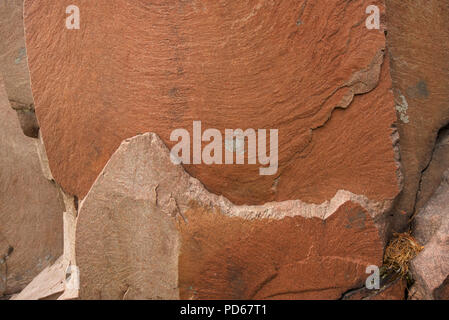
left=383, top=232, right=424, bottom=277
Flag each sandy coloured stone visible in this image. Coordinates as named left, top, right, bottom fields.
left=0, top=0, right=38, bottom=137
left=75, top=133, right=384, bottom=299
left=0, top=77, right=64, bottom=296
left=410, top=170, right=449, bottom=300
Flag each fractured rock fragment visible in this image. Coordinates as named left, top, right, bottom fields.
left=409, top=170, right=449, bottom=300
left=387, top=0, right=449, bottom=230
left=11, top=256, right=65, bottom=300
left=0, top=0, right=38, bottom=137
left=414, top=126, right=449, bottom=214
left=433, top=276, right=449, bottom=300
left=0, top=77, right=64, bottom=297
left=343, top=277, right=406, bottom=300
left=75, top=133, right=387, bottom=299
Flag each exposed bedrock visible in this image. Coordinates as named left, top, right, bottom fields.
left=11, top=0, right=449, bottom=300
left=24, top=0, right=400, bottom=206
left=0, top=0, right=38, bottom=138
left=74, top=133, right=387, bottom=299
left=386, top=0, right=449, bottom=231
left=409, top=170, right=449, bottom=300
left=0, top=76, right=64, bottom=297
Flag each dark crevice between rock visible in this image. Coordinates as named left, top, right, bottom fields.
left=74, top=196, right=79, bottom=211
left=411, top=122, right=449, bottom=221
left=9, top=100, right=39, bottom=138
left=0, top=246, right=14, bottom=298
left=339, top=285, right=365, bottom=300
left=340, top=272, right=404, bottom=300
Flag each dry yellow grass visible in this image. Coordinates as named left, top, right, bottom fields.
left=384, top=232, right=424, bottom=277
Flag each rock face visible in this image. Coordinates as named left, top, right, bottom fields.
left=179, top=202, right=382, bottom=300
left=414, top=126, right=449, bottom=213
left=434, top=276, right=449, bottom=300
left=387, top=0, right=449, bottom=230
left=0, top=0, right=38, bottom=137
left=410, top=170, right=449, bottom=300
left=343, top=278, right=406, bottom=300
left=75, top=133, right=383, bottom=300
left=24, top=0, right=399, bottom=206
left=11, top=256, right=65, bottom=300
left=0, top=77, right=64, bottom=297
left=3, top=0, right=447, bottom=301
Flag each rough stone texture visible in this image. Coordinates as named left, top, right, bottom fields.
left=0, top=0, right=38, bottom=137
left=409, top=170, right=449, bottom=300
left=414, top=126, right=449, bottom=214
left=0, top=77, right=64, bottom=296
left=387, top=0, right=449, bottom=230
left=13, top=192, right=80, bottom=300
left=343, top=277, right=406, bottom=300
left=11, top=256, right=65, bottom=300
left=76, top=134, right=181, bottom=300
left=24, top=0, right=399, bottom=206
left=433, top=276, right=449, bottom=300
left=76, top=133, right=384, bottom=299
left=179, top=202, right=382, bottom=300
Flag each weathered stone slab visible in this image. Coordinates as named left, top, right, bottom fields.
left=409, top=170, right=449, bottom=300
left=414, top=126, right=449, bottom=213
left=343, top=277, right=406, bottom=300
left=76, top=133, right=384, bottom=299
left=433, top=276, right=449, bottom=300
left=24, top=0, right=399, bottom=206
left=0, top=0, right=38, bottom=137
left=0, top=77, right=64, bottom=296
left=11, top=256, right=65, bottom=300
left=387, top=0, right=449, bottom=230
left=179, top=201, right=382, bottom=300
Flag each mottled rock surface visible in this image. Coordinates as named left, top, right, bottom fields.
left=433, top=276, right=449, bottom=300
left=414, top=126, right=449, bottom=213
left=11, top=256, right=65, bottom=300
left=76, top=133, right=384, bottom=299
left=24, top=0, right=399, bottom=206
left=343, top=277, right=406, bottom=300
left=387, top=0, right=449, bottom=230
left=0, top=77, right=64, bottom=296
left=410, top=170, right=449, bottom=300
left=0, top=0, right=38, bottom=137
left=179, top=202, right=382, bottom=300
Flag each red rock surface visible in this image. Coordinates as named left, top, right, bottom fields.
left=387, top=0, right=449, bottom=230
left=343, top=277, right=406, bottom=300
left=74, top=133, right=383, bottom=300
left=179, top=201, right=382, bottom=300
left=5, top=0, right=447, bottom=301
left=0, top=77, right=64, bottom=296
left=414, top=126, right=449, bottom=215
left=24, top=0, right=399, bottom=205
